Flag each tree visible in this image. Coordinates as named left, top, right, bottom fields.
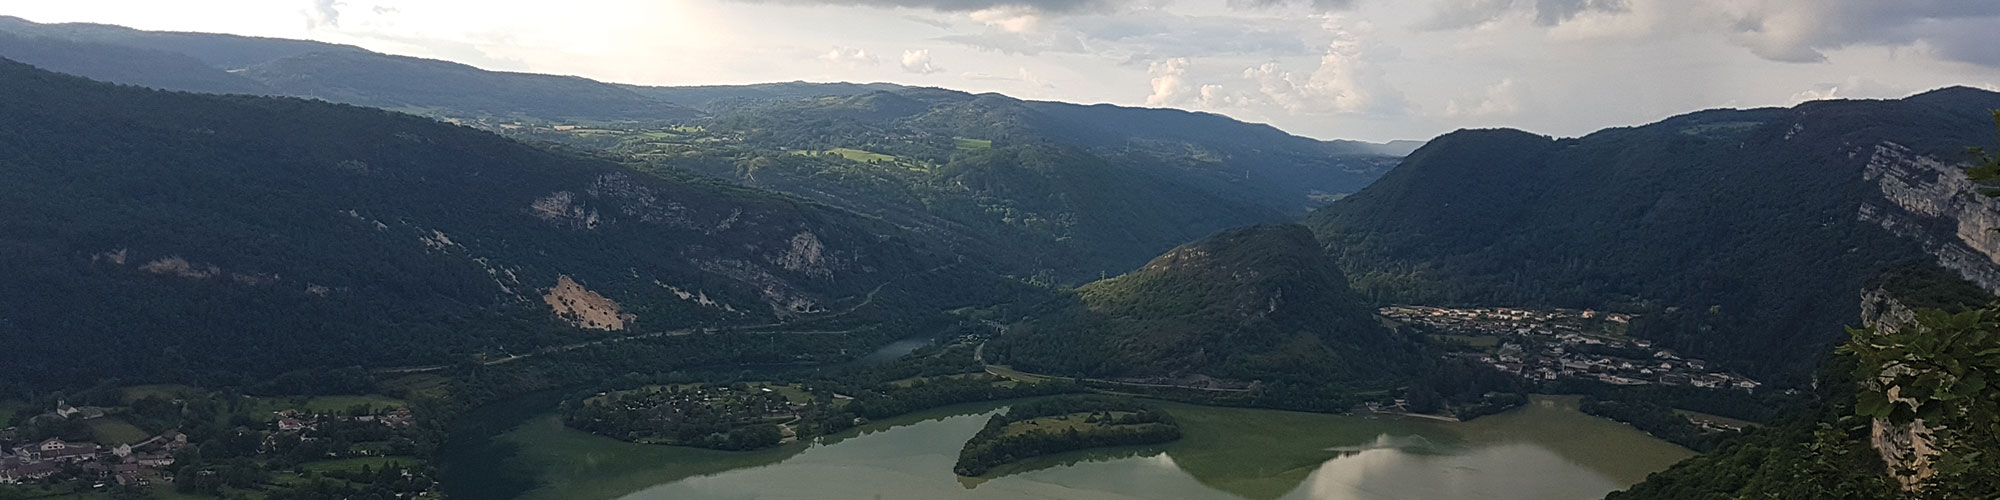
left=1963, top=110, right=2000, bottom=183
left=1841, top=308, right=2000, bottom=498
left=1403, top=386, right=1443, bottom=414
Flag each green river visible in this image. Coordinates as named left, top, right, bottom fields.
left=441, top=394, right=1693, bottom=500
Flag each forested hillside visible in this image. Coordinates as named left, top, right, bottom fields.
left=0, top=17, right=1412, bottom=282
left=1610, top=263, right=1999, bottom=499
left=1309, top=88, right=2000, bottom=381
left=581, top=89, right=1401, bottom=281
left=0, top=57, right=1002, bottom=392
left=990, top=225, right=1422, bottom=404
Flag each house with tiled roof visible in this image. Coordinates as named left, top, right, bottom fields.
left=29, top=438, right=100, bottom=463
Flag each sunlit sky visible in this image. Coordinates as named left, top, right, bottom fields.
left=9, top=0, right=2000, bottom=142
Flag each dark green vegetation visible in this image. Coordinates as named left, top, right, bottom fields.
left=1309, top=88, right=2000, bottom=382
left=990, top=225, right=1424, bottom=411
left=1612, top=264, right=2000, bottom=500
left=0, top=56, right=1009, bottom=392
left=560, top=383, right=796, bottom=450
left=526, top=87, right=1404, bottom=281
left=1606, top=356, right=1900, bottom=500
left=0, top=16, right=1410, bottom=282
left=952, top=396, right=1179, bottom=477
left=1579, top=397, right=1724, bottom=452
left=1842, top=311, right=2000, bottom=498
left=555, top=341, right=1085, bottom=451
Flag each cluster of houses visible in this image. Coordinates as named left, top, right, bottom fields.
left=595, top=385, right=800, bottom=420
left=272, top=407, right=416, bottom=434
left=1383, top=306, right=1762, bottom=392
left=1382, top=306, right=1632, bottom=335
left=0, top=433, right=185, bottom=486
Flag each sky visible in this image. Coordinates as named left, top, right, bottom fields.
left=8, top=0, right=2000, bottom=142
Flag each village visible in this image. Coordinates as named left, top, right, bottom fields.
left=563, top=382, right=820, bottom=450
left=1, top=394, right=423, bottom=495
left=1381, top=306, right=1763, bottom=392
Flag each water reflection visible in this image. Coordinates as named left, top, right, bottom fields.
left=468, top=396, right=1691, bottom=500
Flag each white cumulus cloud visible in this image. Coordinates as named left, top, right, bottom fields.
left=818, top=46, right=879, bottom=66
left=1240, top=16, right=1406, bottom=115
left=1445, top=78, right=1523, bottom=117
left=901, top=49, right=946, bottom=74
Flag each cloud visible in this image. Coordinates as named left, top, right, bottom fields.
left=961, top=67, right=1055, bottom=88
left=1416, top=0, right=1627, bottom=30
left=1225, top=0, right=1359, bottom=11
left=1788, top=77, right=1909, bottom=104
left=939, top=11, right=1320, bottom=61
left=1239, top=16, right=1406, bottom=115
left=969, top=6, right=1044, bottom=32
left=1146, top=58, right=1195, bottom=105
left=938, top=31, right=1091, bottom=55
left=1417, top=0, right=2000, bottom=67
left=818, top=46, right=880, bottom=66
left=1725, top=1, right=2000, bottom=66
left=901, top=49, right=945, bottom=74
left=1531, top=0, right=1628, bottom=25
left=303, top=0, right=341, bottom=29
left=728, top=0, right=1121, bottom=14
left=1445, top=78, right=1523, bottom=117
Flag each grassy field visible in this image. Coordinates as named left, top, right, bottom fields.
left=826, top=148, right=898, bottom=163
left=954, top=137, right=993, bottom=150
left=88, top=417, right=152, bottom=444
left=0, top=400, right=24, bottom=424
left=1000, top=411, right=1140, bottom=437
left=1674, top=409, right=1760, bottom=429
left=983, top=364, right=1052, bottom=383
left=886, top=373, right=987, bottom=388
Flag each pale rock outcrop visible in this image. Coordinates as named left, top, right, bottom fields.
left=1859, top=142, right=2000, bottom=291
left=543, top=275, right=633, bottom=331
left=530, top=191, right=602, bottom=229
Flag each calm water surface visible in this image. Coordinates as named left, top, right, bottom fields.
left=458, top=395, right=1692, bottom=500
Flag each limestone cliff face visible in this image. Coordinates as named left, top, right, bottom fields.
left=1856, top=142, right=2000, bottom=490
left=1859, top=142, right=2000, bottom=290
left=1857, top=288, right=1937, bottom=490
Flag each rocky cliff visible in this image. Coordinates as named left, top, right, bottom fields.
left=1859, top=142, right=2000, bottom=291
left=1856, top=287, right=1938, bottom=490
left=1856, top=143, right=2000, bottom=488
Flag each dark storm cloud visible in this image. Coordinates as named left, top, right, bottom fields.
left=1725, top=0, right=2000, bottom=65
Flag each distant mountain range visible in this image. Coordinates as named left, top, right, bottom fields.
left=0, top=57, right=1013, bottom=390
left=0, top=15, right=1412, bottom=282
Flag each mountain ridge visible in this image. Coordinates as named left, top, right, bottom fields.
left=0, top=56, right=1000, bottom=391
left=990, top=224, right=1421, bottom=400
left=1308, top=86, right=2000, bottom=382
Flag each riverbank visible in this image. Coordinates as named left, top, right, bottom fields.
left=444, top=392, right=1691, bottom=500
